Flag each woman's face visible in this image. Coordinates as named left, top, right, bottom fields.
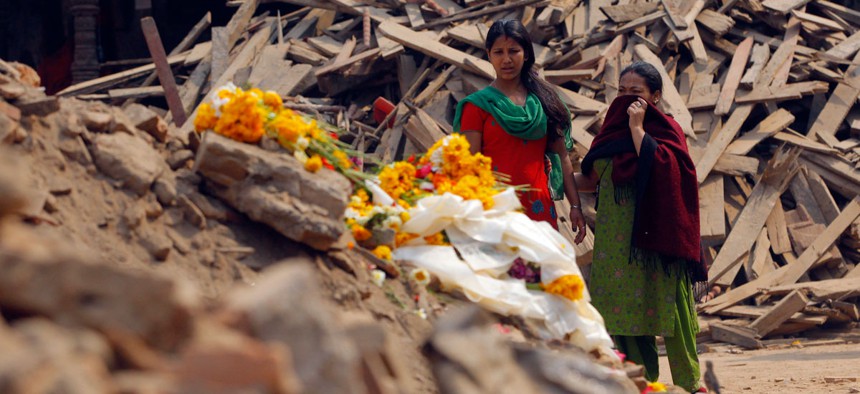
left=488, top=36, right=526, bottom=82
left=619, top=71, right=661, bottom=105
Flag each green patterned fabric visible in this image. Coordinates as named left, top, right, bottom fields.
left=589, top=159, right=701, bottom=391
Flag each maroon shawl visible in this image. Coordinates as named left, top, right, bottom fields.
left=581, top=95, right=705, bottom=281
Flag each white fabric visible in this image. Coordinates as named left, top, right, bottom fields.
left=394, top=188, right=614, bottom=354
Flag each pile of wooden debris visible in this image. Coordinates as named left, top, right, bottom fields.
left=54, top=0, right=860, bottom=348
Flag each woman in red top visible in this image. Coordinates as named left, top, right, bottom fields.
left=453, top=19, right=586, bottom=243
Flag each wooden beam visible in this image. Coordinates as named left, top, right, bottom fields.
left=418, top=0, right=547, bottom=30
left=735, top=81, right=830, bottom=104
left=708, top=147, right=799, bottom=287
left=700, top=174, right=726, bottom=243
left=762, top=0, right=812, bottom=14
left=766, top=199, right=793, bottom=255
left=713, top=153, right=759, bottom=177
left=703, top=196, right=860, bottom=314
left=749, top=228, right=776, bottom=279
left=315, top=48, right=380, bottom=77
left=791, top=9, right=846, bottom=31
left=715, top=37, right=754, bottom=115
left=140, top=17, right=187, bottom=127
left=600, top=2, right=659, bottom=24
left=378, top=22, right=495, bottom=79
left=725, top=109, right=795, bottom=155
left=807, top=51, right=860, bottom=145
left=749, top=290, right=809, bottom=337
left=696, top=104, right=753, bottom=184
left=766, top=276, right=860, bottom=301
left=710, top=323, right=763, bottom=349
left=719, top=304, right=827, bottom=325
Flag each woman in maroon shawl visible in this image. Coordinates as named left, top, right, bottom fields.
left=575, top=62, right=706, bottom=392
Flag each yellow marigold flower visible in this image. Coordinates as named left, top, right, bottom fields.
left=305, top=155, right=323, bottom=172
left=424, top=232, right=447, bottom=245
left=378, top=162, right=416, bottom=200
left=542, top=275, right=585, bottom=302
left=351, top=224, right=371, bottom=241
left=395, top=232, right=419, bottom=246
left=333, top=150, right=352, bottom=169
left=194, top=103, right=217, bottom=132
left=263, top=90, right=282, bottom=111
left=399, top=211, right=410, bottom=222
left=645, top=382, right=667, bottom=392
left=409, top=268, right=431, bottom=286
left=373, top=245, right=392, bottom=261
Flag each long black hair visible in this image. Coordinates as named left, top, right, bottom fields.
left=619, top=61, right=663, bottom=94
left=485, top=19, right=569, bottom=142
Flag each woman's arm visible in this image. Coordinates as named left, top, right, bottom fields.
left=463, top=130, right=482, bottom=155
left=627, top=97, right=648, bottom=155
left=550, top=137, right=587, bottom=244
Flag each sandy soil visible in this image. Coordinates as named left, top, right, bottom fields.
left=659, top=342, right=860, bottom=393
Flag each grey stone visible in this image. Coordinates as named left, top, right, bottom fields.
left=226, top=262, right=363, bottom=394
left=167, top=149, right=194, bottom=170
left=124, top=103, right=167, bottom=142
left=153, top=172, right=178, bottom=206
left=90, top=133, right=165, bottom=196
left=138, top=225, right=172, bottom=261
left=58, top=135, right=93, bottom=165
left=194, top=133, right=350, bottom=250
left=81, top=110, right=112, bottom=133
left=0, top=233, right=199, bottom=350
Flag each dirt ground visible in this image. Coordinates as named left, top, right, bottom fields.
left=658, top=342, right=860, bottom=393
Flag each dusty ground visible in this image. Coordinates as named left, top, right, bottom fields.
left=658, top=342, right=860, bottom=393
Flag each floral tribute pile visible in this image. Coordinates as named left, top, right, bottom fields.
left=193, top=83, right=365, bottom=183
left=193, top=88, right=612, bottom=355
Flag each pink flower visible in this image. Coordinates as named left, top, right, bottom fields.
left=416, top=164, right=433, bottom=179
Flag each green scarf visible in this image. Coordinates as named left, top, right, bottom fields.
left=453, top=86, right=573, bottom=200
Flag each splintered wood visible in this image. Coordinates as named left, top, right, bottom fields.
left=50, top=0, right=860, bottom=348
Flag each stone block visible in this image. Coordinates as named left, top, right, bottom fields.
left=225, top=262, right=363, bottom=394
left=124, top=103, right=168, bottom=142
left=194, top=133, right=350, bottom=250
left=90, top=133, right=165, bottom=196
left=0, top=234, right=199, bottom=350
left=82, top=110, right=113, bottom=133
left=16, top=96, right=59, bottom=117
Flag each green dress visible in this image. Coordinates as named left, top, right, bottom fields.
left=588, top=159, right=697, bottom=337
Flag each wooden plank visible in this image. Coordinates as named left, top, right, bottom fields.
left=762, top=0, right=812, bottom=14
left=725, top=109, right=795, bottom=155
left=417, top=0, right=546, bottom=30
left=740, top=43, right=771, bottom=89
left=107, top=86, right=164, bottom=100
left=285, top=13, right=318, bottom=39
left=57, top=52, right=190, bottom=96
left=600, top=2, right=659, bottom=24
left=805, top=170, right=840, bottom=223
left=614, top=11, right=667, bottom=35
left=708, top=148, right=799, bottom=286
left=715, top=37, right=754, bottom=115
left=789, top=169, right=828, bottom=225
left=749, top=228, right=776, bottom=279
left=814, top=0, right=860, bottom=26
left=766, top=276, right=860, bottom=300
left=140, top=17, right=187, bottom=127
left=772, top=131, right=837, bottom=154
left=703, top=197, right=860, bottom=314
left=806, top=52, right=860, bottom=145
left=210, top=27, right=229, bottom=84
left=791, top=9, right=845, bottom=31
left=799, top=151, right=860, bottom=198
left=824, top=30, right=860, bottom=61
left=695, top=104, right=753, bottom=184
left=378, top=22, right=495, bottom=79
left=710, top=323, right=763, bottom=349
left=700, top=174, right=726, bottom=243
left=661, top=0, right=689, bottom=29
left=750, top=290, right=809, bottom=337
left=736, top=81, right=830, bottom=104
left=719, top=304, right=827, bottom=325
left=306, top=35, right=344, bottom=57
left=404, top=108, right=447, bottom=151
left=375, top=28, right=404, bottom=60
left=713, top=153, right=759, bottom=177
left=766, top=199, right=793, bottom=255
left=405, top=3, right=425, bottom=29
left=696, top=9, right=735, bottom=36
left=225, top=0, right=260, bottom=50
left=315, top=47, right=380, bottom=77
left=555, top=86, right=608, bottom=115
left=633, top=44, right=694, bottom=137
left=136, top=11, right=210, bottom=94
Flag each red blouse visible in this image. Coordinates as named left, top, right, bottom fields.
left=458, top=102, right=557, bottom=227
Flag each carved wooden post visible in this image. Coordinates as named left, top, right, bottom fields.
left=70, top=0, right=100, bottom=83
